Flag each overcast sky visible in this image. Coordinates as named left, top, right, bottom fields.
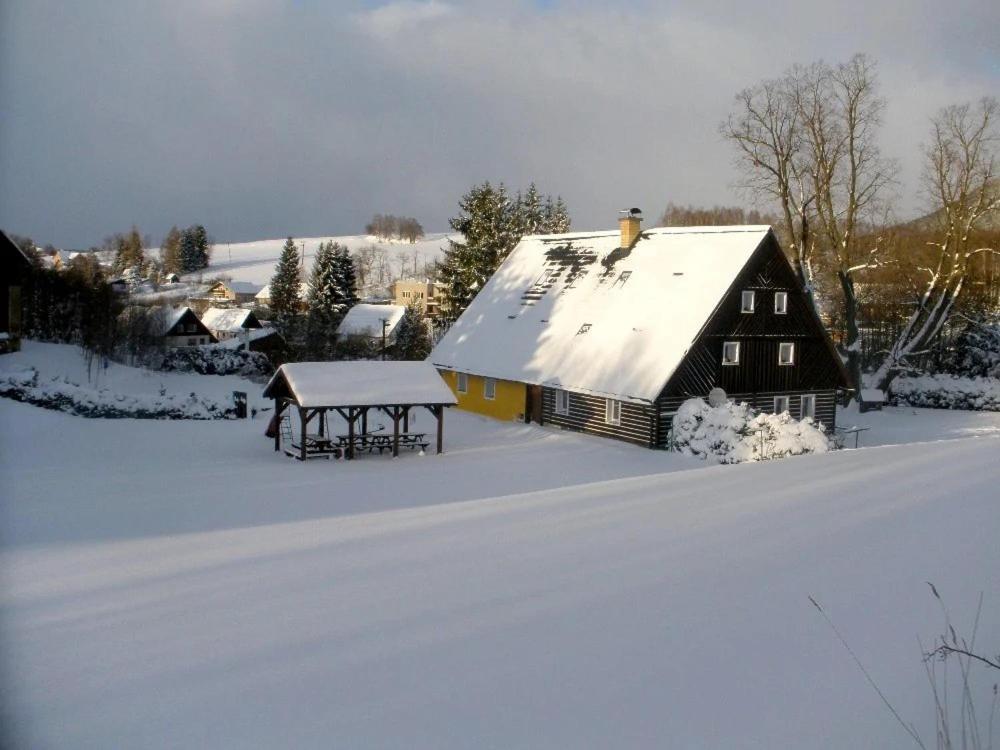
left=1, top=0, right=996, bottom=248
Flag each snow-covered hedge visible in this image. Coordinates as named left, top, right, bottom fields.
left=888, top=374, right=1000, bottom=411
left=157, top=347, right=272, bottom=377
left=671, top=398, right=833, bottom=463
left=0, top=369, right=238, bottom=420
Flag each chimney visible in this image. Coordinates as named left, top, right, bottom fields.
left=619, top=208, right=642, bottom=248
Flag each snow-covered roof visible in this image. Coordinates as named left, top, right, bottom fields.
left=430, top=225, right=771, bottom=403
left=212, top=327, right=281, bottom=349
left=336, top=304, right=406, bottom=340
left=222, top=281, right=262, bottom=295
left=263, top=361, right=457, bottom=407
left=256, top=282, right=308, bottom=300
left=201, top=307, right=259, bottom=333
left=164, top=306, right=192, bottom=333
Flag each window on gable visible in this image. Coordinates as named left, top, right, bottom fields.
left=741, top=290, right=755, bottom=313
left=722, top=341, right=740, bottom=365
left=605, top=398, right=621, bottom=426
left=577, top=323, right=592, bottom=335
left=456, top=372, right=468, bottom=394
left=484, top=377, right=497, bottom=400
left=555, top=389, right=570, bottom=416
left=774, top=395, right=790, bottom=414
left=800, top=394, right=816, bottom=420
left=774, top=291, right=788, bottom=315
left=778, top=342, right=795, bottom=366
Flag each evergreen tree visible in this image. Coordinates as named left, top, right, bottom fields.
left=393, top=302, right=432, bottom=361
left=440, top=182, right=571, bottom=320
left=332, top=243, right=359, bottom=311
left=161, top=226, right=182, bottom=275
left=179, top=224, right=211, bottom=272
left=305, top=241, right=340, bottom=359
left=111, top=227, right=145, bottom=275
left=270, top=237, right=304, bottom=350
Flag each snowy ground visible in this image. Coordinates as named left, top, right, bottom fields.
left=2, top=344, right=999, bottom=748
left=171, top=232, right=454, bottom=286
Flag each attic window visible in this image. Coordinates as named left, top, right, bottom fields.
left=604, top=398, right=621, bottom=426
left=722, top=341, right=740, bottom=366
left=577, top=323, right=592, bottom=335
left=778, top=342, right=795, bottom=366
left=456, top=372, right=468, bottom=394
left=774, top=291, right=788, bottom=315
left=741, top=290, right=756, bottom=313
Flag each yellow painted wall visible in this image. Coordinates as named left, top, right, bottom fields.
left=438, top=370, right=526, bottom=422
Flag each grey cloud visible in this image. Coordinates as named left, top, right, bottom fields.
left=0, top=0, right=996, bottom=247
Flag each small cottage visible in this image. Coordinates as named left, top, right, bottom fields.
left=163, top=307, right=217, bottom=347
left=206, top=280, right=263, bottom=304
left=1, top=230, right=33, bottom=353
left=201, top=307, right=263, bottom=342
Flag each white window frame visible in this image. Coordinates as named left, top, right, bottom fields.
left=484, top=377, right=497, bottom=400
left=774, top=291, right=788, bottom=315
left=773, top=395, right=790, bottom=414
left=778, top=342, right=795, bottom=366
left=555, top=389, right=570, bottom=416
left=605, top=398, right=621, bottom=426
left=456, top=372, right=468, bottom=394
left=800, top=394, right=816, bottom=420
left=722, top=341, right=740, bottom=366
left=741, top=290, right=755, bottom=313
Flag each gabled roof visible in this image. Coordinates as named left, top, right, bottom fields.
left=163, top=306, right=214, bottom=337
left=256, top=282, right=308, bottom=300
left=429, top=225, right=772, bottom=403
left=223, top=281, right=262, bottom=295
left=1, top=229, right=34, bottom=273
left=201, top=307, right=261, bottom=333
left=337, top=304, right=406, bottom=340
left=263, top=361, right=458, bottom=408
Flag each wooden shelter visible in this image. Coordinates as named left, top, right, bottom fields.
left=263, top=362, right=458, bottom=461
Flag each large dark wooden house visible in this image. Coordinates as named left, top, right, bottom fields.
left=430, top=214, right=849, bottom=448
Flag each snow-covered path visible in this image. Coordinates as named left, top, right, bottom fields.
left=2, top=397, right=998, bottom=748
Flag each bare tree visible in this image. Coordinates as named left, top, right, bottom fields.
left=871, top=98, right=999, bottom=391
left=723, top=54, right=897, bottom=393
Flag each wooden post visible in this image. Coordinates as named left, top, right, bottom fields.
left=319, top=409, right=325, bottom=438
left=299, top=406, right=307, bottom=462
left=403, top=406, right=409, bottom=433
left=392, top=406, right=401, bottom=457
left=347, top=407, right=355, bottom=460
left=436, top=405, right=443, bottom=454
left=273, top=398, right=283, bottom=452
left=361, top=408, right=368, bottom=436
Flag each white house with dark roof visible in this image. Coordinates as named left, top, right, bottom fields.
left=429, top=212, right=848, bottom=446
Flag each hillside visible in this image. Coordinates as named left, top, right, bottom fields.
left=178, top=232, right=455, bottom=286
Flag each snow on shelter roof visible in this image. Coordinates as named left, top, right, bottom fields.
left=263, top=362, right=458, bottom=408
left=429, top=225, right=772, bottom=403
left=337, top=304, right=406, bottom=339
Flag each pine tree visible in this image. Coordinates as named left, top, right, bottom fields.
left=270, top=237, right=304, bottom=350
left=111, top=227, right=145, bottom=275
left=392, top=302, right=432, bottom=360
left=332, top=243, right=359, bottom=311
left=161, top=226, right=182, bottom=275
left=179, top=225, right=211, bottom=272
left=305, top=241, right=341, bottom=359
left=440, top=182, right=570, bottom=320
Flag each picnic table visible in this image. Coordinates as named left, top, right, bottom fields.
left=287, top=433, right=343, bottom=460
left=336, top=432, right=430, bottom=455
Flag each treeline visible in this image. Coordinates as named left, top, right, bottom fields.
left=266, top=237, right=432, bottom=363
left=658, top=203, right=778, bottom=227
left=365, top=214, right=425, bottom=243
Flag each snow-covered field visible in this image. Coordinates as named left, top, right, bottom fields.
left=2, top=343, right=999, bottom=748
left=175, top=233, right=454, bottom=285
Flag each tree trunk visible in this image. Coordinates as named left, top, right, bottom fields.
left=837, top=270, right=862, bottom=398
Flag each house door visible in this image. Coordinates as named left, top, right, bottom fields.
left=525, top=385, right=544, bottom=425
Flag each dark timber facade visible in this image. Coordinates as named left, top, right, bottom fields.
left=540, top=232, right=848, bottom=447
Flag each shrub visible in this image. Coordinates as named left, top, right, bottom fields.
left=157, top=346, right=272, bottom=377
left=0, top=368, right=237, bottom=419
left=672, top=397, right=833, bottom=463
left=888, top=374, right=1000, bottom=411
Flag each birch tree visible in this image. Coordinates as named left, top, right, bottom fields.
left=870, top=98, right=999, bottom=391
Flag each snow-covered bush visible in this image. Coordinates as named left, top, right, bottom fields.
left=0, top=368, right=237, bottom=419
left=937, top=319, right=1000, bottom=379
left=157, top=346, right=272, bottom=377
left=671, top=397, right=833, bottom=463
left=888, top=374, right=1000, bottom=411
